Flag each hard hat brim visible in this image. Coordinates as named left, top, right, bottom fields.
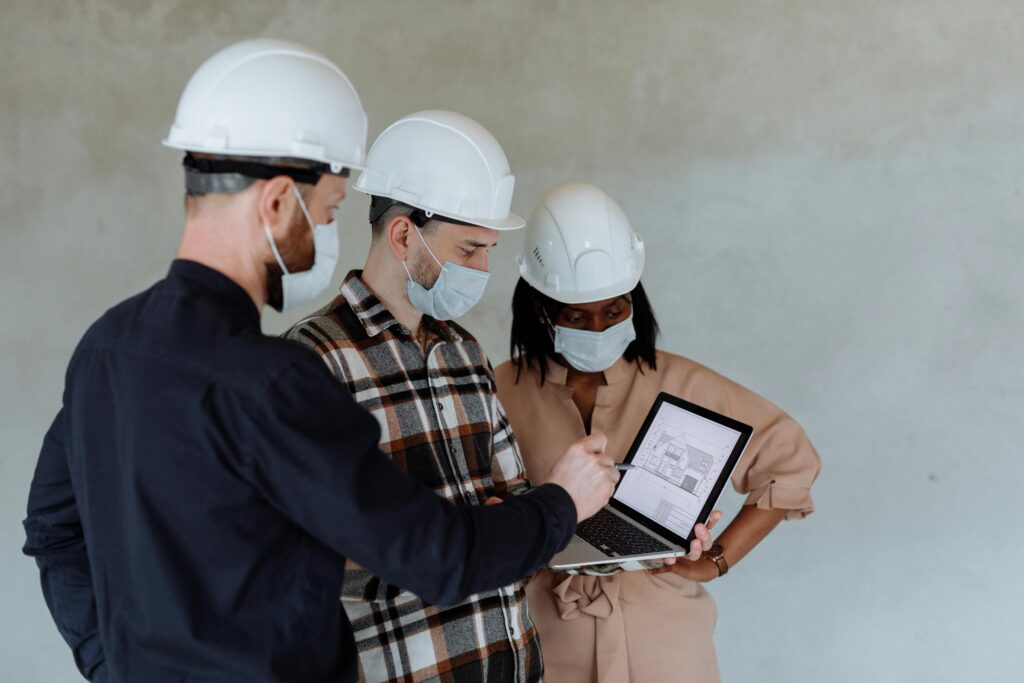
left=465, top=212, right=526, bottom=231
left=162, top=139, right=368, bottom=174
left=519, top=268, right=642, bottom=305
left=351, top=178, right=526, bottom=230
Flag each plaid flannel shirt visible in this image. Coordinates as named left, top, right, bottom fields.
left=284, top=272, right=542, bottom=683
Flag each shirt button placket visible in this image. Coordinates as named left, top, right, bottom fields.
left=428, top=345, right=468, bottom=503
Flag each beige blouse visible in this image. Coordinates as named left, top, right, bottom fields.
left=495, top=351, right=820, bottom=683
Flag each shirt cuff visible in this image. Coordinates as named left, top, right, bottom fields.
left=525, top=483, right=578, bottom=553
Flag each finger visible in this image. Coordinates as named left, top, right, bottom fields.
left=586, top=430, right=608, bottom=452
left=484, top=496, right=503, bottom=506
left=686, top=538, right=703, bottom=561
left=662, top=556, right=677, bottom=566
left=705, top=509, right=723, bottom=530
left=693, top=522, right=712, bottom=546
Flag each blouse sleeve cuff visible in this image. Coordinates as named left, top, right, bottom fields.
left=744, top=483, right=815, bottom=519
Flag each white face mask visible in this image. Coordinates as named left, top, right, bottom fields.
left=553, top=314, right=637, bottom=373
left=263, top=185, right=340, bottom=312
left=403, top=224, right=490, bottom=320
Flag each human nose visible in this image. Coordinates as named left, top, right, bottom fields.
left=470, top=250, right=489, bottom=273
left=315, top=203, right=339, bottom=225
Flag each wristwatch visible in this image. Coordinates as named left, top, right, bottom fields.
left=704, top=543, right=729, bottom=577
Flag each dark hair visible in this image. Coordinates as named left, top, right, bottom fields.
left=369, top=197, right=441, bottom=240
left=510, top=277, right=659, bottom=384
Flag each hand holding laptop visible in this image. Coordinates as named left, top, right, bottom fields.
left=654, top=510, right=722, bottom=567
left=546, top=393, right=752, bottom=571
left=667, top=510, right=721, bottom=564
left=544, top=430, right=620, bottom=522
left=648, top=511, right=722, bottom=579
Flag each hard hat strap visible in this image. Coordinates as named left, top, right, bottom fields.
left=185, top=168, right=256, bottom=196
left=368, top=195, right=402, bottom=224
left=408, top=208, right=476, bottom=228
left=182, top=153, right=347, bottom=195
left=368, top=196, right=478, bottom=228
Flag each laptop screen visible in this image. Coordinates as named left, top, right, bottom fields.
left=612, top=397, right=746, bottom=541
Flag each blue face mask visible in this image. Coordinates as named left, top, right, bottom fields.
left=403, top=225, right=490, bottom=320
left=553, top=314, right=637, bottom=373
left=263, top=185, right=340, bottom=312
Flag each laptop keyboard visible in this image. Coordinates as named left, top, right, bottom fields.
left=576, top=508, right=673, bottom=557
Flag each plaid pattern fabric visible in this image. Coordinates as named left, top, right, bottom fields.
left=284, top=271, right=542, bottom=683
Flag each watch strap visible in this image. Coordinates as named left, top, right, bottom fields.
left=706, top=543, right=729, bottom=576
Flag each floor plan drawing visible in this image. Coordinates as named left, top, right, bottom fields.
left=613, top=399, right=745, bottom=539
left=631, top=417, right=730, bottom=501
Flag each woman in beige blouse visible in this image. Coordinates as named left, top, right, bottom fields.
left=494, top=182, right=821, bottom=682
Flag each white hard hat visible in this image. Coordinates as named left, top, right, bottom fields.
left=163, top=39, right=367, bottom=173
left=519, top=182, right=645, bottom=304
left=353, top=110, right=525, bottom=230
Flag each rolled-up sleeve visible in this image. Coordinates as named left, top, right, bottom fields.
left=694, top=371, right=820, bottom=519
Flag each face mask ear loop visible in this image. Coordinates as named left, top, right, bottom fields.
left=394, top=215, right=424, bottom=291
left=291, top=184, right=316, bottom=235
left=400, top=259, right=415, bottom=284
left=262, top=222, right=290, bottom=275
left=539, top=307, right=558, bottom=343
left=411, top=221, right=445, bottom=270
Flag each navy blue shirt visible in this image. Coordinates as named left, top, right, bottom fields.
left=23, top=260, right=576, bottom=682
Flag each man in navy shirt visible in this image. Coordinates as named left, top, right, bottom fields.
left=22, top=39, right=618, bottom=682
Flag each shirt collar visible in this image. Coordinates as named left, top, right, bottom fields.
left=168, top=259, right=260, bottom=326
left=602, top=355, right=634, bottom=384
left=543, top=357, right=570, bottom=386
left=339, top=271, right=403, bottom=338
left=339, top=270, right=460, bottom=343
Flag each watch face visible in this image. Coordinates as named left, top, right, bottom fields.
left=707, top=543, right=725, bottom=559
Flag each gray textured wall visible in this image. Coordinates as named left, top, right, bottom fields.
left=3, top=1, right=1022, bottom=680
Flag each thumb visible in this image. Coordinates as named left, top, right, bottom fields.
left=586, top=429, right=608, bottom=452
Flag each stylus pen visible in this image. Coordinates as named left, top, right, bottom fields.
left=614, top=463, right=636, bottom=471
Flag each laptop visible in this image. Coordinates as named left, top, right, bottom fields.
left=548, top=392, right=754, bottom=570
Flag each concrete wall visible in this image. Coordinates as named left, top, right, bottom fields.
left=3, top=1, right=1021, bottom=680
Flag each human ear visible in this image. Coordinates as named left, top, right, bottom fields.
left=256, top=176, right=298, bottom=240
left=386, top=214, right=414, bottom=262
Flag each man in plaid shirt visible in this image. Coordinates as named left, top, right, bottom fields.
left=285, top=111, right=557, bottom=682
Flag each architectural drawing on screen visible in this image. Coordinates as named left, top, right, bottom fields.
left=633, top=424, right=724, bottom=499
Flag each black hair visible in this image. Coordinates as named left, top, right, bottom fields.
left=509, top=277, right=659, bottom=384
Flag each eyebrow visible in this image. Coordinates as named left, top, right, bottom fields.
left=564, top=297, right=629, bottom=313
left=463, top=239, right=498, bottom=249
